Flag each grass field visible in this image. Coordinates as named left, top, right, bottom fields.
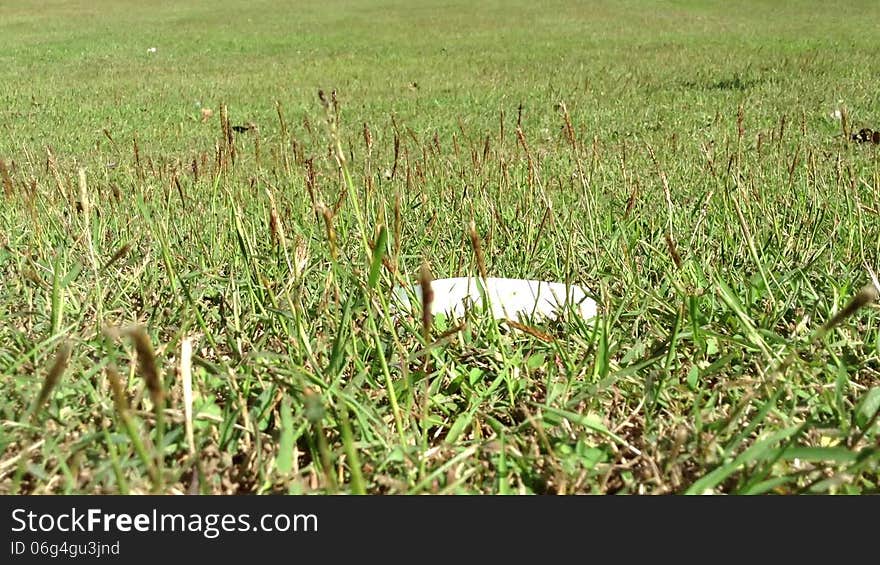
left=2, top=0, right=880, bottom=494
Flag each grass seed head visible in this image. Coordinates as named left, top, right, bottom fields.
left=819, top=282, right=880, bottom=336
left=31, top=340, right=72, bottom=421
left=468, top=220, right=488, bottom=281
left=419, top=259, right=434, bottom=340
left=100, top=243, right=131, bottom=273
left=664, top=233, right=683, bottom=270
left=105, top=363, right=130, bottom=415
left=124, top=326, right=164, bottom=410
left=318, top=204, right=337, bottom=260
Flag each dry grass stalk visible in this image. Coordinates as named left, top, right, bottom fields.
left=505, top=319, right=555, bottom=343
left=275, top=101, right=291, bottom=175
left=45, top=147, right=68, bottom=201
left=77, top=168, right=91, bottom=218
left=220, top=103, right=235, bottom=167
left=0, top=158, right=13, bottom=197
left=393, top=189, right=402, bottom=262
left=180, top=336, right=195, bottom=455
left=253, top=124, right=261, bottom=168
left=265, top=186, right=287, bottom=249
left=77, top=169, right=101, bottom=292
left=133, top=134, right=143, bottom=181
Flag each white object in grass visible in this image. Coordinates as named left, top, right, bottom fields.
left=391, top=277, right=597, bottom=321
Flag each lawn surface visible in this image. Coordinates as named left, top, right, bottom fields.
left=1, top=0, right=880, bottom=494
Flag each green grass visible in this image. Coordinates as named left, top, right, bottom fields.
left=2, top=0, right=880, bottom=494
